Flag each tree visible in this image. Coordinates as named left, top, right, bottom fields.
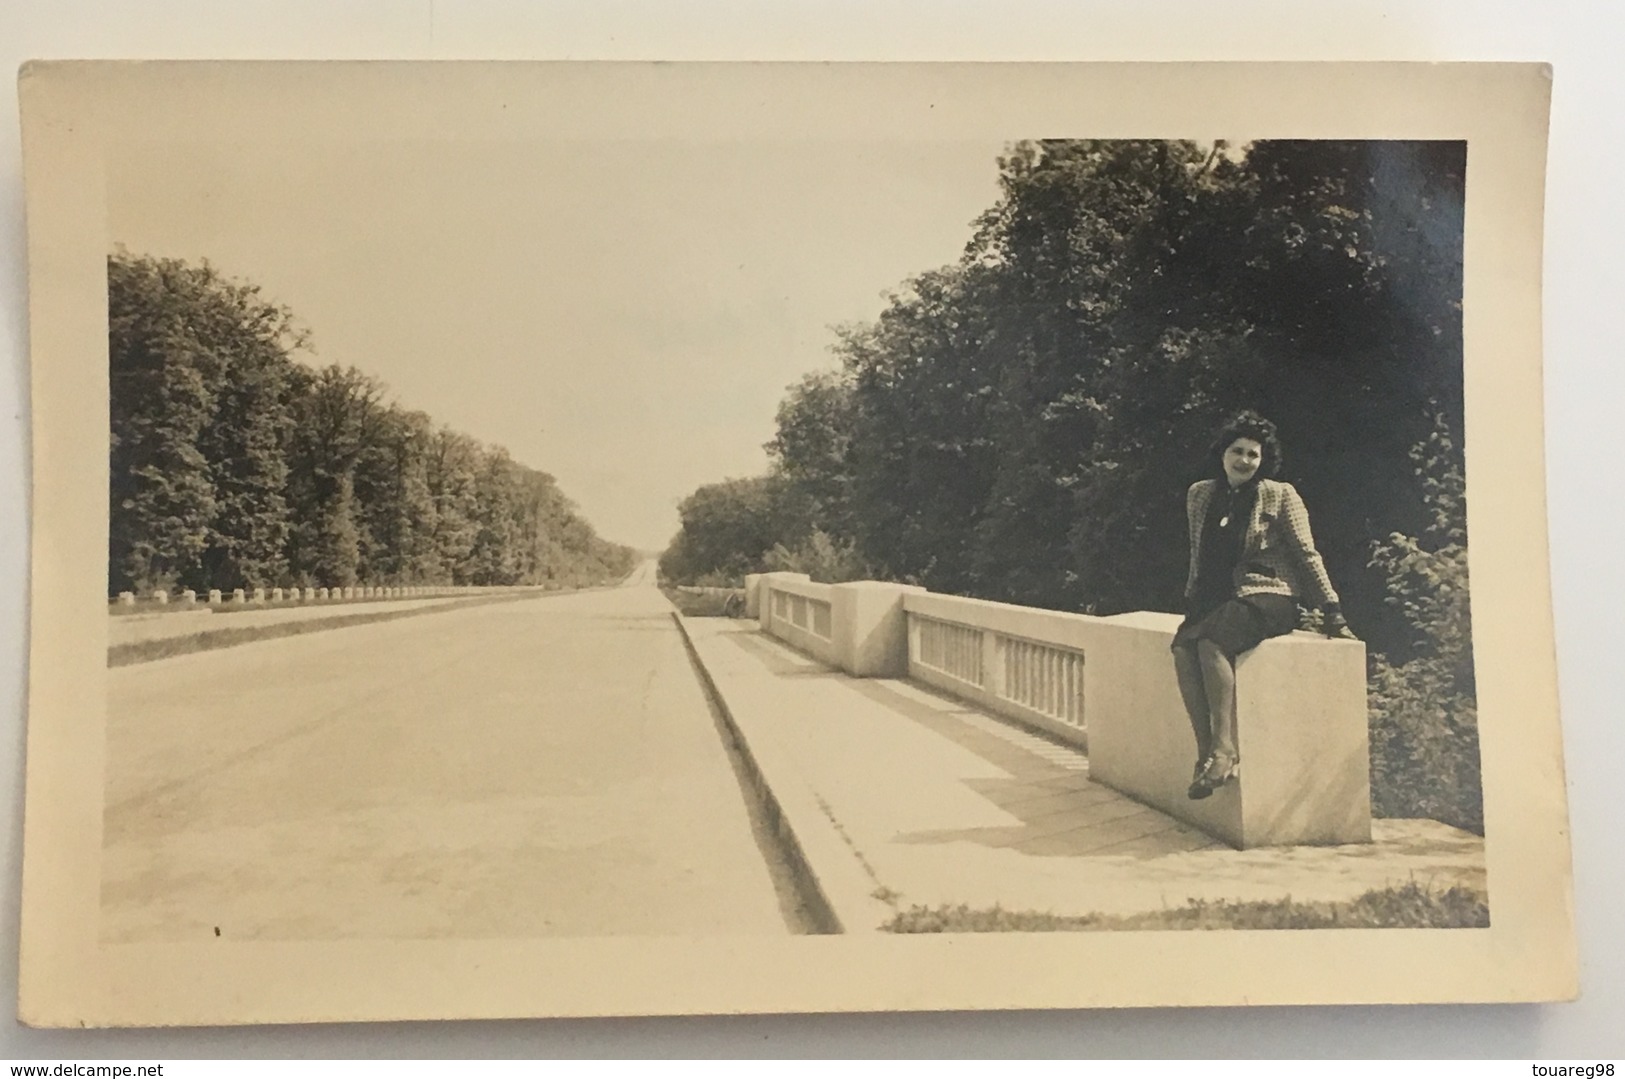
left=423, top=427, right=482, bottom=583
left=110, top=251, right=634, bottom=596
left=765, top=369, right=859, bottom=544
left=283, top=364, right=389, bottom=587
left=658, top=476, right=792, bottom=585
left=109, top=252, right=306, bottom=593
left=351, top=406, right=441, bottom=584
left=836, top=265, right=1005, bottom=592
left=1366, top=412, right=1481, bottom=832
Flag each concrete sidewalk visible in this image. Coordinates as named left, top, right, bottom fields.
left=680, top=616, right=1487, bottom=933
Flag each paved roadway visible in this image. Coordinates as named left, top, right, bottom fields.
left=102, top=562, right=792, bottom=941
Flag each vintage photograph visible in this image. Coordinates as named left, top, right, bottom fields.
left=17, top=62, right=1570, bottom=1024
left=101, top=134, right=1482, bottom=942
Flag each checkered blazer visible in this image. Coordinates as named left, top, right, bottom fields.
left=1184, top=478, right=1340, bottom=608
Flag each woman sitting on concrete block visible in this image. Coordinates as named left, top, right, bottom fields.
left=1171, top=411, right=1355, bottom=800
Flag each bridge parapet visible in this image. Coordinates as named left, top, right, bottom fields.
left=754, top=578, right=1370, bottom=850
left=756, top=573, right=834, bottom=666
left=904, top=591, right=1096, bottom=750
left=1090, top=611, right=1370, bottom=848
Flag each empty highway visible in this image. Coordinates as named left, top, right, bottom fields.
left=102, top=563, right=793, bottom=941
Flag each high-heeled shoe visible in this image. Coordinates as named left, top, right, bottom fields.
left=1187, top=755, right=1216, bottom=800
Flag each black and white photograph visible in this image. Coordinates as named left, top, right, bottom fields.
left=14, top=60, right=1572, bottom=1026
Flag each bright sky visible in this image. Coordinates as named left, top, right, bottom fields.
left=108, top=138, right=1006, bottom=551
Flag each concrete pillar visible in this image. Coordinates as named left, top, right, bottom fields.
left=1087, top=611, right=1371, bottom=849
left=302, top=588, right=316, bottom=602
left=315, top=587, right=329, bottom=601
left=180, top=590, right=197, bottom=606
left=208, top=589, right=223, bottom=605
left=151, top=590, right=168, bottom=605
left=744, top=574, right=762, bottom=619
left=830, top=581, right=927, bottom=678
left=117, top=592, right=135, bottom=606
left=271, top=588, right=284, bottom=602
left=253, top=588, right=266, bottom=603
left=233, top=589, right=246, bottom=603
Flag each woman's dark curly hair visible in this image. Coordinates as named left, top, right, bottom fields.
left=1205, top=410, right=1283, bottom=480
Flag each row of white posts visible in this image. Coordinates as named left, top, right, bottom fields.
left=114, top=585, right=493, bottom=606
left=745, top=571, right=1372, bottom=851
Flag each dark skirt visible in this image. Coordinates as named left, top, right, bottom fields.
left=1171, top=593, right=1299, bottom=658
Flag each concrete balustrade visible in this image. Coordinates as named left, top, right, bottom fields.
left=757, top=573, right=836, bottom=665
left=903, top=591, right=1096, bottom=748
left=111, top=580, right=579, bottom=620
left=755, top=576, right=1370, bottom=850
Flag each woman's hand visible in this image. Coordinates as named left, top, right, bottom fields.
left=1322, top=604, right=1358, bottom=641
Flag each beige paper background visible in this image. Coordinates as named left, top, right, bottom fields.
left=16, top=61, right=1572, bottom=1027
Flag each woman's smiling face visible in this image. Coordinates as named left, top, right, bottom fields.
left=1223, top=437, right=1263, bottom=486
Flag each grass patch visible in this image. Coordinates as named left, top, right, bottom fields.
left=661, top=586, right=747, bottom=618
left=109, top=591, right=544, bottom=667
left=882, top=881, right=1488, bottom=933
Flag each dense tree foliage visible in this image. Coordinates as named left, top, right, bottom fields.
left=662, top=139, right=1479, bottom=828
left=656, top=476, right=791, bottom=586
left=109, top=252, right=634, bottom=596
left=1366, top=414, right=1480, bottom=832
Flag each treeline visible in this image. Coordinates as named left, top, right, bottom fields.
left=110, top=252, right=635, bottom=596
left=661, top=140, right=1480, bottom=830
